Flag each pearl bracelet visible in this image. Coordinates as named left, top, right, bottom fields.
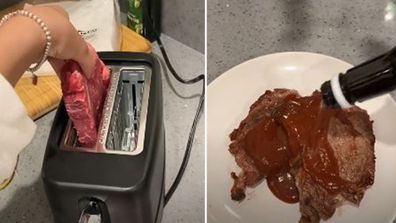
left=0, top=10, right=52, bottom=85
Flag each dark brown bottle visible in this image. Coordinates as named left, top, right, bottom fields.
left=321, top=47, right=396, bottom=108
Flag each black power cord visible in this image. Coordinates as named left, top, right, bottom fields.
left=142, top=2, right=205, bottom=206
left=158, top=37, right=205, bottom=206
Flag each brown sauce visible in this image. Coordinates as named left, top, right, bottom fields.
left=242, top=92, right=352, bottom=203
left=267, top=171, right=299, bottom=203
left=244, top=117, right=290, bottom=176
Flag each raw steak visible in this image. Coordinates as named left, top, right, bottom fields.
left=60, top=47, right=110, bottom=147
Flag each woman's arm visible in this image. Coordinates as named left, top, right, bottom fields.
left=0, top=14, right=45, bottom=86
left=0, top=5, right=95, bottom=86
left=0, top=5, right=95, bottom=189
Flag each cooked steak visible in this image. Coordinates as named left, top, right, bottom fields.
left=297, top=107, right=375, bottom=223
left=229, top=89, right=375, bottom=223
left=61, top=47, right=110, bottom=147
left=229, top=89, right=299, bottom=200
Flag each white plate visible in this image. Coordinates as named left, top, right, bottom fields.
left=208, top=52, right=396, bottom=223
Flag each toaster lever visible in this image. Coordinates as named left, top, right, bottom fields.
left=78, top=198, right=111, bottom=223
left=78, top=206, right=101, bottom=223
left=78, top=214, right=101, bottom=223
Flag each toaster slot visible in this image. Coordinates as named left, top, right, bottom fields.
left=61, top=65, right=152, bottom=156
left=106, top=69, right=145, bottom=152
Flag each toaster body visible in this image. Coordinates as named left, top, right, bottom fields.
left=42, top=52, right=165, bottom=223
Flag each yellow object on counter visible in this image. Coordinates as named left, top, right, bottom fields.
left=14, top=25, right=152, bottom=120
left=0, top=174, right=14, bottom=190
left=0, top=156, right=18, bottom=191
left=121, top=25, right=152, bottom=53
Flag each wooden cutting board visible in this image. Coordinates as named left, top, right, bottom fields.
left=15, top=25, right=151, bottom=120
left=15, top=75, right=62, bottom=120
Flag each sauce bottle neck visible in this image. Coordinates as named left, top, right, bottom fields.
left=321, top=47, right=396, bottom=108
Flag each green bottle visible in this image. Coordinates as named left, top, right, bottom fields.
left=127, top=0, right=144, bottom=35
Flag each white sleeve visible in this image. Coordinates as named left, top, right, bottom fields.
left=0, top=74, right=36, bottom=185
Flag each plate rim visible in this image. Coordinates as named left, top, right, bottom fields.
left=208, top=51, right=353, bottom=89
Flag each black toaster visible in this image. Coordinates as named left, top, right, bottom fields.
left=41, top=52, right=165, bottom=223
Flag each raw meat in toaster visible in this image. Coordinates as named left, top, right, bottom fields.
left=60, top=48, right=110, bottom=147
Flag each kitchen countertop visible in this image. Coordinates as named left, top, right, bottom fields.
left=208, top=0, right=396, bottom=83
left=0, top=34, right=205, bottom=223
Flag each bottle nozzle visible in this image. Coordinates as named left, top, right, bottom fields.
left=321, top=75, right=353, bottom=109
left=321, top=47, right=396, bottom=108
left=321, top=80, right=337, bottom=108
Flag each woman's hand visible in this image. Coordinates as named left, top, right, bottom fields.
left=28, top=5, right=95, bottom=78
left=0, top=5, right=95, bottom=86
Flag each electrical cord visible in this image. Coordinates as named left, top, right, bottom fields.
left=164, top=78, right=204, bottom=205
left=142, top=2, right=205, bottom=206
left=157, top=36, right=205, bottom=206
left=157, top=38, right=205, bottom=85
left=159, top=36, right=205, bottom=206
left=156, top=24, right=205, bottom=207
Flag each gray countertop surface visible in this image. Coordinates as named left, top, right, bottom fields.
left=0, top=34, right=204, bottom=223
left=208, top=0, right=396, bottom=83
left=162, top=0, right=205, bottom=53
